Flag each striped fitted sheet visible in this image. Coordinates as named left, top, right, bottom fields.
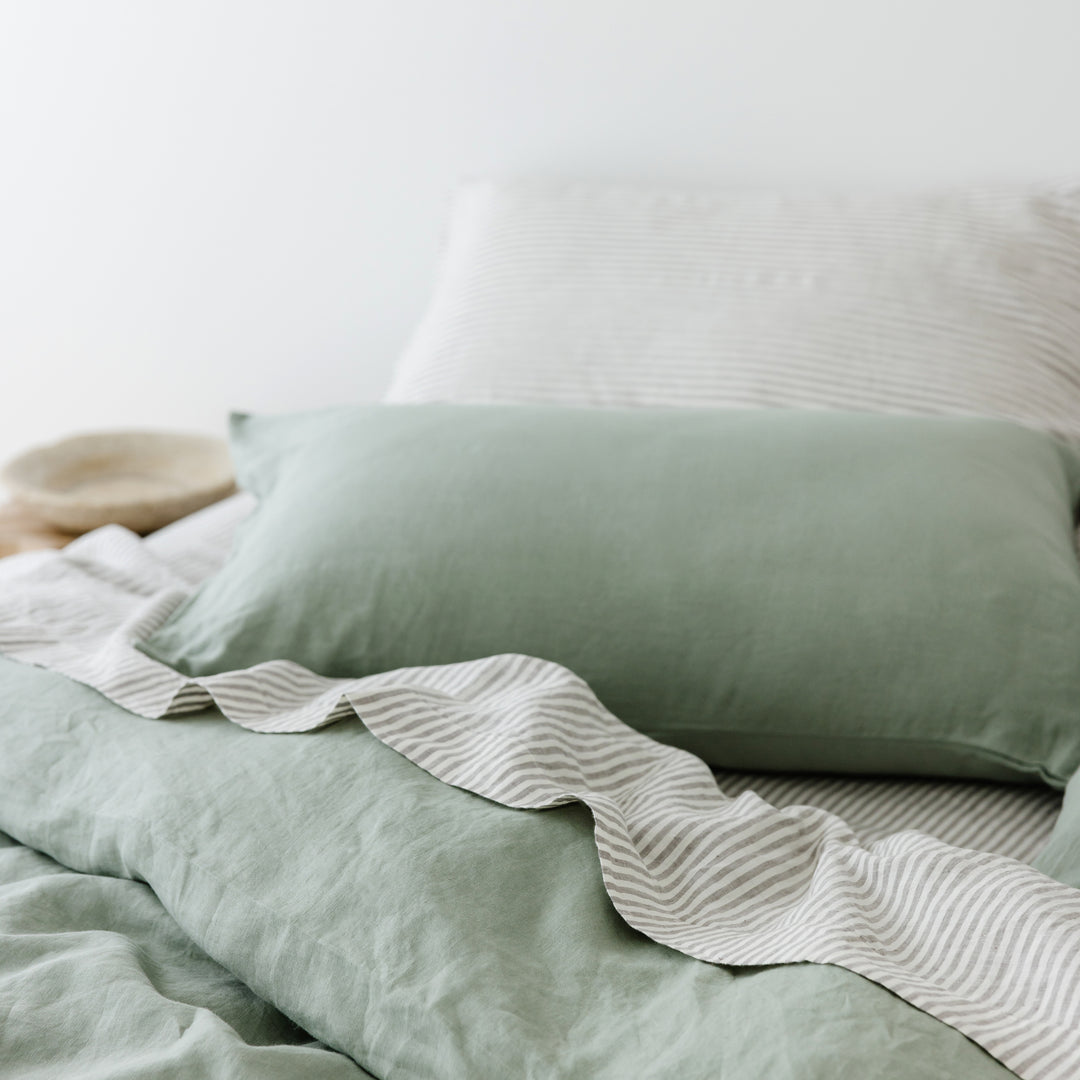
left=1, top=499, right=1078, bottom=1078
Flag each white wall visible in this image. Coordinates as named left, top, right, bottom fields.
left=1, top=0, right=1079, bottom=465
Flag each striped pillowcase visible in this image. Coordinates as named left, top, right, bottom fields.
left=386, top=180, right=1080, bottom=436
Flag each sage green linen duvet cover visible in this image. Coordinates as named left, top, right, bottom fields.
left=0, top=656, right=1021, bottom=1079
left=0, top=831, right=371, bottom=1080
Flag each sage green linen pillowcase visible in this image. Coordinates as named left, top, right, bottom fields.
left=140, top=405, right=1080, bottom=785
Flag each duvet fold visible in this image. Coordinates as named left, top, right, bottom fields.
left=0, top=832, right=372, bottom=1079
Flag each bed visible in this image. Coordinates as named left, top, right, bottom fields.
left=3, top=178, right=1080, bottom=1080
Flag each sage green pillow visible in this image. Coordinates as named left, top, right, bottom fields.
left=140, top=405, right=1080, bottom=785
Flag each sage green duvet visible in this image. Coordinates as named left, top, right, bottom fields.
left=0, top=831, right=371, bottom=1080
left=0, top=655, right=1027, bottom=1079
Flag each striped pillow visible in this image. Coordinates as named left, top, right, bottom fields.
left=386, top=180, right=1080, bottom=436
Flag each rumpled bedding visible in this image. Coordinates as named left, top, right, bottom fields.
left=1, top=498, right=1079, bottom=1079
left=0, top=831, right=372, bottom=1080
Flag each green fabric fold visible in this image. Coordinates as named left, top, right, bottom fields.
left=0, top=830, right=370, bottom=1079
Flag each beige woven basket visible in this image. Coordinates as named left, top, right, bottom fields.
left=2, top=431, right=236, bottom=535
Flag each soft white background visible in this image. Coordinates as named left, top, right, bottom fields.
left=1, top=0, right=1079, bottom=464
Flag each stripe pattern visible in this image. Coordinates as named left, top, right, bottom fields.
left=713, top=769, right=1063, bottom=867
left=386, top=180, right=1080, bottom=440
left=357, top=665, right=1080, bottom=1080
left=3, top=526, right=1080, bottom=1077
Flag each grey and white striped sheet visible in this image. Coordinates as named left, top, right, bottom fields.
left=385, top=180, right=1080, bottom=438
left=2, top=518, right=1079, bottom=1078
left=714, top=769, right=1062, bottom=868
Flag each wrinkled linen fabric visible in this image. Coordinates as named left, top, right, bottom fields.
left=0, top=658, right=1020, bottom=1080
left=2, top=525, right=1080, bottom=1078
left=0, top=831, right=372, bottom=1079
